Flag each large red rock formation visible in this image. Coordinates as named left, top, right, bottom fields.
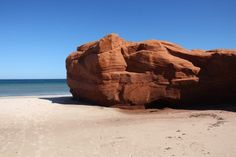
left=66, top=34, right=236, bottom=107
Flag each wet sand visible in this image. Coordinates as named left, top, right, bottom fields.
left=0, top=96, right=236, bottom=157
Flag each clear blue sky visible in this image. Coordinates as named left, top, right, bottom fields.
left=0, top=0, right=235, bottom=79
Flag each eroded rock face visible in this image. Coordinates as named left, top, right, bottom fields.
left=66, top=34, right=236, bottom=107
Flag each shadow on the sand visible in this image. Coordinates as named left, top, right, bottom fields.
left=145, top=100, right=236, bottom=112
left=40, top=96, right=236, bottom=112
left=39, top=96, right=99, bottom=107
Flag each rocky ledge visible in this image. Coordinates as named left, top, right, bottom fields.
left=66, top=34, right=236, bottom=108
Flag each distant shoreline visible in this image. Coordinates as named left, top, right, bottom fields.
left=0, top=79, right=70, bottom=97
left=0, top=78, right=66, bottom=80
left=0, top=94, right=71, bottom=99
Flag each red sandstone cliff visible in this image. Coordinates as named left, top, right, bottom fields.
left=66, top=34, right=236, bottom=107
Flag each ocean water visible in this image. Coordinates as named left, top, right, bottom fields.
left=0, top=79, right=70, bottom=97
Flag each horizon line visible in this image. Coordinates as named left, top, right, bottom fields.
left=0, top=78, right=66, bottom=80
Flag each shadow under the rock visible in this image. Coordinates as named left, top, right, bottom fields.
left=39, top=96, right=100, bottom=107
left=145, top=100, right=236, bottom=112
left=40, top=96, right=236, bottom=112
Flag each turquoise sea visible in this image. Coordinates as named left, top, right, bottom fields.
left=0, top=79, right=70, bottom=97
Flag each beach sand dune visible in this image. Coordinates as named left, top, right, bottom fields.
left=0, top=96, right=236, bottom=157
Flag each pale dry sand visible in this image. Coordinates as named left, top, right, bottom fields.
left=0, top=96, right=236, bottom=157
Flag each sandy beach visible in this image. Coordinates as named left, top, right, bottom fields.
left=0, top=96, right=236, bottom=157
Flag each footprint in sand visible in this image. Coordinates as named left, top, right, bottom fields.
left=189, top=113, right=226, bottom=129
left=190, top=142, right=210, bottom=155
